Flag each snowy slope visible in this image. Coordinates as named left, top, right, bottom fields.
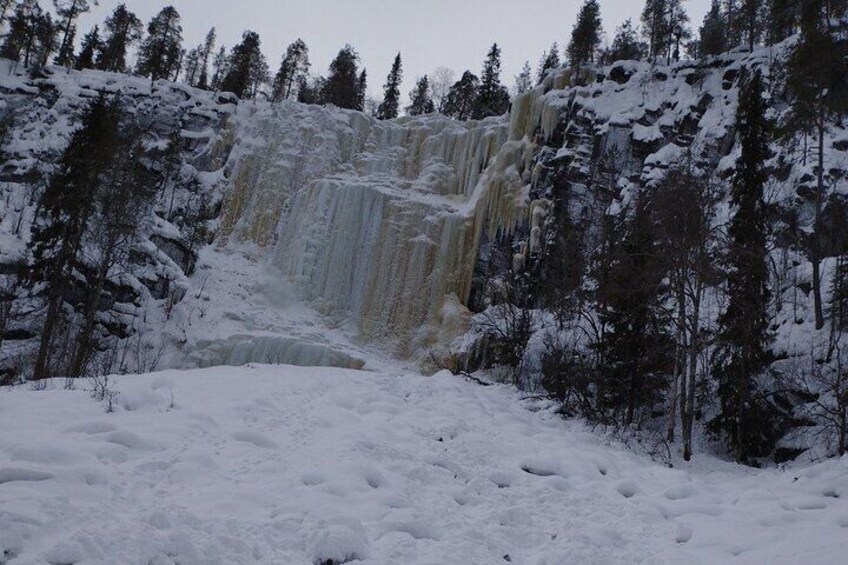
left=1, top=366, right=846, bottom=564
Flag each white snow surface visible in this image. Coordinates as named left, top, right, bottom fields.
left=2, top=365, right=847, bottom=564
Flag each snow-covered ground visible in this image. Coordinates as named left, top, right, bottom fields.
left=1, top=365, right=846, bottom=564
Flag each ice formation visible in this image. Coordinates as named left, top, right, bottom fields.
left=219, top=102, right=542, bottom=354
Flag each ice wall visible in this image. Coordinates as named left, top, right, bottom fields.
left=218, top=102, right=540, bottom=354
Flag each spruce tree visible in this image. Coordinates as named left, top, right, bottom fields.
left=220, top=31, right=267, bottom=99
left=607, top=19, right=647, bottom=63
left=472, top=43, right=511, bottom=119
left=182, top=46, right=202, bottom=86
left=75, top=25, right=99, bottom=70
left=537, top=42, right=561, bottom=84
left=514, top=61, right=533, bottom=95
left=136, top=6, right=183, bottom=82
left=699, top=0, right=727, bottom=57
left=356, top=69, right=367, bottom=111
left=443, top=70, right=479, bottom=121
left=296, top=75, right=325, bottom=104
left=406, top=75, right=435, bottom=115
left=30, top=95, right=122, bottom=379
left=96, top=3, right=142, bottom=73
left=210, top=45, right=227, bottom=91
left=249, top=47, right=270, bottom=99
left=271, top=38, right=310, bottom=102
left=322, top=45, right=363, bottom=110
left=597, top=194, right=672, bottom=426
left=376, top=52, right=403, bottom=120
left=710, top=70, right=776, bottom=464
left=196, top=28, right=216, bottom=90
left=567, top=0, right=603, bottom=68
left=53, top=0, right=97, bottom=67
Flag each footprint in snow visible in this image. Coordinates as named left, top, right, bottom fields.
left=103, top=431, right=159, bottom=451
left=0, top=467, right=54, bottom=484
left=663, top=483, right=700, bottom=501
left=64, top=421, right=117, bottom=435
left=614, top=480, right=640, bottom=499
left=233, top=430, right=278, bottom=449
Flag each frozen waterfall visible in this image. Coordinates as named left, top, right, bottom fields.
left=215, top=87, right=560, bottom=355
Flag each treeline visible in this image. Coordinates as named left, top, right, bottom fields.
left=2, top=1, right=839, bottom=124
left=475, top=0, right=848, bottom=465
left=0, top=0, right=845, bottom=120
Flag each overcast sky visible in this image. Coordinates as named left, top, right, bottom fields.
left=80, top=0, right=711, bottom=99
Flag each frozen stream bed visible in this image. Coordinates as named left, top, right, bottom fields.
left=1, top=364, right=846, bottom=564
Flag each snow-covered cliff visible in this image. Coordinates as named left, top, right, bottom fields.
left=1, top=42, right=846, bottom=385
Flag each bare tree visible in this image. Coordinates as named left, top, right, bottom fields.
left=653, top=155, right=720, bottom=460
left=430, top=66, right=455, bottom=114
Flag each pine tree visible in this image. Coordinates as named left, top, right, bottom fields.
left=220, top=31, right=267, bottom=99
left=96, top=3, right=142, bottom=73
left=136, top=6, right=183, bottom=82
left=537, top=42, right=561, bottom=84
left=406, top=75, right=435, bottom=115
left=607, top=18, right=647, bottom=63
left=784, top=1, right=848, bottom=331
left=53, top=0, right=97, bottom=67
left=1, top=1, right=57, bottom=67
left=567, top=0, right=603, bottom=67
left=472, top=43, right=511, bottom=119
left=195, top=28, right=216, bottom=89
left=642, top=0, right=691, bottom=63
left=271, top=38, right=310, bottom=102
left=514, top=61, right=533, bottom=95
left=699, top=0, right=727, bottom=57
left=443, top=70, right=479, bottom=120
left=376, top=53, right=403, bottom=119
left=710, top=70, right=776, bottom=464
left=322, top=45, right=363, bottom=110
left=75, top=25, right=99, bottom=70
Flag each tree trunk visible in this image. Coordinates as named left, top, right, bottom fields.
left=32, top=292, right=60, bottom=379
left=668, top=280, right=687, bottom=442
left=58, top=2, right=78, bottom=67
left=683, top=288, right=701, bottom=462
left=69, top=244, right=114, bottom=377
left=812, top=113, right=825, bottom=330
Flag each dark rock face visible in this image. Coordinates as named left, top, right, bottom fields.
left=150, top=234, right=198, bottom=276
left=0, top=66, right=235, bottom=374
